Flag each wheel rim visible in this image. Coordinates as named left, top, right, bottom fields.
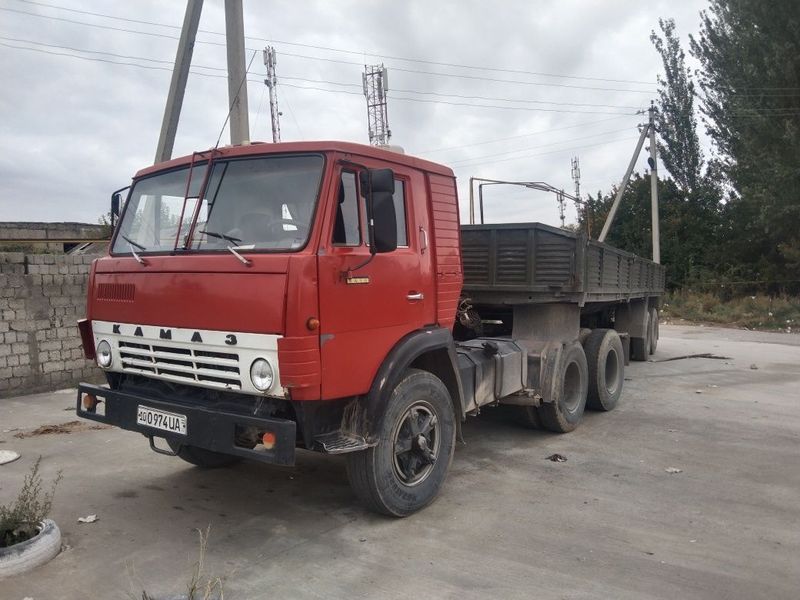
left=561, top=361, right=583, bottom=413
left=605, top=348, right=620, bottom=395
left=392, top=401, right=440, bottom=486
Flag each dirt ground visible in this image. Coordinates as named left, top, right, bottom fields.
left=1, top=324, right=799, bottom=599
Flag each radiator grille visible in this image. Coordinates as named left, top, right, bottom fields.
left=97, top=283, right=135, bottom=302
left=117, top=340, right=241, bottom=389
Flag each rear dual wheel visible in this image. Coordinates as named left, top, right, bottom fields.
left=536, top=342, right=589, bottom=433
left=585, top=329, right=624, bottom=411
left=346, top=369, right=456, bottom=517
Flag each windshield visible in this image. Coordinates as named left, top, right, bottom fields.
left=112, top=154, right=325, bottom=254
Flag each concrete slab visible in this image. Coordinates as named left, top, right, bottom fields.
left=1, top=325, right=798, bottom=599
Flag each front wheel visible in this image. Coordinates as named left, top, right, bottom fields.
left=346, top=369, right=457, bottom=517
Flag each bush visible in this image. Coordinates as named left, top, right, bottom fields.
left=0, top=457, right=62, bottom=548
left=662, top=291, right=799, bottom=332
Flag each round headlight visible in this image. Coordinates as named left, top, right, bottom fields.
left=250, top=358, right=274, bottom=392
left=96, top=339, right=113, bottom=368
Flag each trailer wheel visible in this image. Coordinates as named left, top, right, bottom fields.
left=584, top=329, right=624, bottom=411
left=649, top=308, right=659, bottom=355
left=346, top=369, right=456, bottom=517
left=166, top=440, right=242, bottom=468
left=630, top=319, right=651, bottom=361
left=538, top=342, right=588, bottom=433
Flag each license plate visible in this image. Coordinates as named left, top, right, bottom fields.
left=136, top=405, right=187, bottom=435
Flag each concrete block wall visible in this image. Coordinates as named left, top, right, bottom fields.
left=0, top=252, right=103, bottom=398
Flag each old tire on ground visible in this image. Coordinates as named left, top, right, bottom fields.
left=584, top=329, right=624, bottom=411
left=537, top=342, right=589, bottom=433
left=0, top=519, right=61, bottom=579
left=345, top=368, right=457, bottom=517
left=166, top=440, right=242, bottom=468
left=649, top=308, right=659, bottom=355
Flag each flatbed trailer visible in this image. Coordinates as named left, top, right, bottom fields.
left=75, top=141, right=664, bottom=517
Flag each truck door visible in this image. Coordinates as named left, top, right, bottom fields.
left=317, top=160, right=435, bottom=400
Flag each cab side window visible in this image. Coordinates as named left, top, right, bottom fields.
left=393, top=180, right=408, bottom=247
left=332, top=171, right=361, bottom=246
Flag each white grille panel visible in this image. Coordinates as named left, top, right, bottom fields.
left=118, top=340, right=242, bottom=390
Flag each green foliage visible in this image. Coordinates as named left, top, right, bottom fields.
left=0, top=457, right=62, bottom=548
left=651, top=18, right=704, bottom=193
left=585, top=4, right=800, bottom=298
left=689, top=0, right=800, bottom=284
left=583, top=174, right=722, bottom=290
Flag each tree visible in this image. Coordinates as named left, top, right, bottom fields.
left=650, top=18, right=704, bottom=193
left=690, top=0, right=800, bottom=285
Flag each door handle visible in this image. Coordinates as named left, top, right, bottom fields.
left=406, top=292, right=424, bottom=301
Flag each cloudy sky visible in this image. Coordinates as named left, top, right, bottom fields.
left=0, top=0, right=708, bottom=227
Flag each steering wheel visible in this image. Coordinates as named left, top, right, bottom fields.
left=265, top=218, right=308, bottom=236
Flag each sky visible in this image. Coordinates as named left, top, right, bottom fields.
left=0, top=0, right=709, bottom=227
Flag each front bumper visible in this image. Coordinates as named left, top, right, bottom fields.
left=76, top=383, right=296, bottom=466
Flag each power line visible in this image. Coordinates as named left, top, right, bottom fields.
left=450, top=136, right=639, bottom=169
left=443, top=128, right=634, bottom=164
left=0, top=34, right=643, bottom=111
left=12, top=0, right=657, bottom=87
left=0, top=5, right=657, bottom=95
left=278, top=75, right=643, bottom=110
left=417, top=115, right=637, bottom=153
left=0, top=41, right=643, bottom=118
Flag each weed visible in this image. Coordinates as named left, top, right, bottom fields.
left=662, top=291, right=800, bottom=332
left=0, top=457, right=62, bottom=547
left=134, top=526, right=226, bottom=600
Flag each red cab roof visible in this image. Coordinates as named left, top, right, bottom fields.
left=134, top=140, right=455, bottom=179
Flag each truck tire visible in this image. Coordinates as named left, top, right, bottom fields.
left=345, top=369, right=457, bottom=517
left=630, top=320, right=651, bottom=361
left=649, top=308, right=659, bottom=355
left=538, top=342, right=588, bottom=433
left=584, top=329, right=624, bottom=411
left=166, top=440, right=242, bottom=468
left=0, top=519, right=61, bottom=579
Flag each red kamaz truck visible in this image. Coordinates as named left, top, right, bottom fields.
left=77, top=141, right=663, bottom=516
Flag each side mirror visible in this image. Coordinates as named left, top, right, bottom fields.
left=360, top=169, right=397, bottom=254
left=111, top=193, right=121, bottom=227
left=110, top=186, right=129, bottom=229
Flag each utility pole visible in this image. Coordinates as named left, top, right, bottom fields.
left=598, top=121, right=649, bottom=243
left=224, top=0, right=250, bottom=145
left=597, top=107, right=660, bottom=264
left=362, top=64, right=390, bottom=146
left=648, top=103, right=661, bottom=264
left=263, top=46, right=281, bottom=142
left=154, top=0, right=203, bottom=164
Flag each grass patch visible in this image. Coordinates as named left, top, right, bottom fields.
left=662, top=291, right=800, bottom=332
left=0, top=457, right=62, bottom=547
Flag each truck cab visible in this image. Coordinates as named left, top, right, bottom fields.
left=78, top=141, right=466, bottom=516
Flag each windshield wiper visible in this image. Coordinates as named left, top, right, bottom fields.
left=121, top=234, right=146, bottom=250
left=199, top=230, right=251, bottom=266
left=121, top=234, right=147, bottom=265
left=199, top=229, right=241, bottom=245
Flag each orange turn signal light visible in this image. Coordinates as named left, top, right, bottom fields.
left=82, top=393, right=99, bottom=411
left=261, top=432, right=276, bottom=449
left=306, top=317, right=320, bottom=331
